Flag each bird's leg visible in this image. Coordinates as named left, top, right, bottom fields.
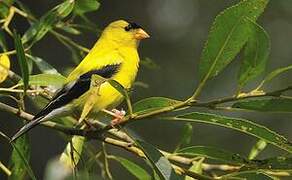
left=101, top=108, right=126, bottom=127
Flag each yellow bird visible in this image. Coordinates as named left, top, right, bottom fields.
left=11, top=20, right=150, bottom=141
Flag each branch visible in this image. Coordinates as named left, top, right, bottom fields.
left=0, top=101, right=239, bottom=178
left=100, top=86, right=292, bottom=132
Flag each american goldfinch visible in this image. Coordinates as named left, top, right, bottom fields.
left=11, top=20, right=150, bottom=141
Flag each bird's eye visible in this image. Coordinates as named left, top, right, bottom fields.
left=124, top=24, right=132, bottom=31
left=124, top=22, right=142, bottom=31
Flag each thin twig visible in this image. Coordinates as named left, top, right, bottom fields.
left=0, top=161, right=11, bottom=176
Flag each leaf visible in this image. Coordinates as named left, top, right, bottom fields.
left=198, top=0, right=268, bottom=80
left=174, top=123, right=193, bottom=152
left=56, top=22, right=81, bottom=35
left=0, top=30, right=8, bottom=51
left=112, top=156, right=151, bottom=180
left=238, top=20, right=270, bottom=89
left=14, top=31, right=29, bottom=93
left=133, top=97, right=182, bottom=115
left=232, top=98, right=292, bottom=112
left=257, top=65, right=292, bottom=89
left=9, top=135, right=36, bottom=180
left=253, top=156, right=292, bottom=171
left=26, top=55, right=60, bottom=74
left=0, top=54, right=10, bottom=83
left=59, top=136, right=85, bottom=169
left=177, top=146, right=247, bottom=165
left=166, top=112, right=292, bottom=153
left=17, top=74, right=66, bottom=87
left=136, top=140, right=181, bottom=180
left=108, top=79, right=128, bottom=97
left=22, top=0, right=75, bottom=44
left=185, top=158, right=204, bottom=180
left=248, top=139, right=267, bottom=160
left=73, top=0, right=100, bottom=16
left=108, top=79, right=133, bottom=114
left=226, top=171, right=276, bottom=180
left=0, top=0, right=14, bottom=18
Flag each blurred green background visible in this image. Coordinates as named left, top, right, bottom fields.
left=1, top=0, right=292, bottom=179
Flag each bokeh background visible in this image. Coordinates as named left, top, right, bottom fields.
left=1, top=0, right=292, bottom=179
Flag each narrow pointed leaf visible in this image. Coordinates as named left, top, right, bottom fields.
left=177, top=146, right=248, bottom=165
left=14, top=31, right=29, bottom=93
left=174, top=123, right=193, bottom=152
left=26, top=55, right=59, bottom=74
left=199, top=0, right=268, bottom=80
left=238, top=20, right=270, bottom=89
left=9, top=135, right=36, bottom=180
left=258, top=65, right=292, bottom=89
left=225, top=171, right=276, bottom=180
left=0, top=0, right=14, bottom=18
left=108, top=79, right=128, bottom=97
left=22, top=0, right=75, bottom=44
left=166, top=112, right=292, bottom=153
left=133, top=97, right=182, bottom=115
left=73, top=0, right=100, bottom=16
left=232, top=98, right=292, bottom=112
left=0, top=30, right=8, bottom=51
left=248, top=139, right=267, bottom=160
left=136, top=140, right=181, bottom=180
left=112, top=156, right=151, bottom=180
left=254, top=156, right=292, bottom=171
left=17, top=74, right=66, bottom=87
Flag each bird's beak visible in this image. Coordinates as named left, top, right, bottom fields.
left=134, top=28, right=150, bottom=40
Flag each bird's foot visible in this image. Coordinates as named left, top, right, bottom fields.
left=110, top=109, right=126, bottom=127
left=101, top=108, right=126, bottom=127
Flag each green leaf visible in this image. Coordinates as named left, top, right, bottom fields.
left=177, top=146, right=247, bottom=165
left=198, top=0, right=268, bottom=80
left=9, top=135, right=36, bottom=180
left=136, top=140, right=181, bottom=180
left=0, top=0, right=14, bottom=18
left=14, top=31, right=29, bottom=93
left=112, top=156, right=151, bottom=180
left=257, top=65, right=292, bottom=89
left=248, top=139, right=267, bottom=160
left=73, top=0, right=100, bottom=16
left=166, top=112, right=292, bottom=153
left=185, top=158, right=204, bottom=180
left=133, top=97, right=182, bottom=115
left=0, top=30, right=8, bottom=51
left=108, top=79, right=133, bottom=114
left=254, top=156, right=292, bottom=171
left=232, top=98, right=292, bottom=112
left=174, top=123, right=193, bottom=152
left=226, top=171, right=276, bottom=180
left=59, top=136, right=85, bottom=169
left=27, top=55, right=60, bottom=74
left=22, top=0, right=75, bottom=45
left=17, top=74, right=66, bottom=87
left=238, top=20, right=270, bottom=89
left=56, top=22, right=81, bottom=35
left=108, top=79, right=128, bottom=97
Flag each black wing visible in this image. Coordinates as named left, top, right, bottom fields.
left=34, top=64, right=121, bottom=119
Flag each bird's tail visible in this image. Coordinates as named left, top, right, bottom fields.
left=10, top=117, right=42, bottom=142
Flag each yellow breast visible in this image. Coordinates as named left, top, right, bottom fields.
left=73, top=47, right=139, bottom=113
